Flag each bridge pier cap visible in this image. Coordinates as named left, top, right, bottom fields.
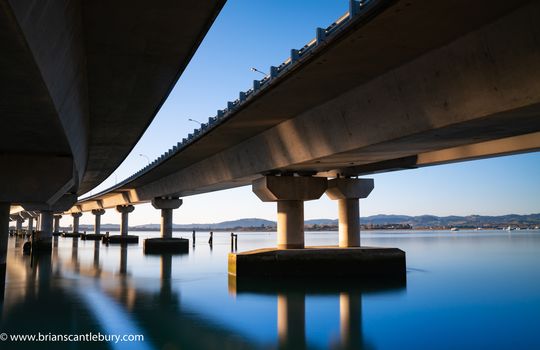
left=151, top=197, right=182, bottom=210
left=326, top=178, right=374, bottom=200
left=91, top=209, right=105, bottom=216
left=252, top=175, right=327, bottom=202
left=116, top=205, right=135, bottom=214
left=253, top=175, right=327, bottom=249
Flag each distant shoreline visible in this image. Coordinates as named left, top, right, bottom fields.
left=50, top=227, right=540, bottom=233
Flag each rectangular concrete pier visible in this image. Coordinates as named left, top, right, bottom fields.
left=228, top=246, right=406, bottom=278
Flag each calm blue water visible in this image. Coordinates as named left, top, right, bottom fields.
left=1, top=230, right=540, bottom=349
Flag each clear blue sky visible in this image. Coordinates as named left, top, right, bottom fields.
left=74, top=0, right=540, bottom=226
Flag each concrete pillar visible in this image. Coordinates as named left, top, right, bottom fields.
left=40, top=210, right=54, bottom=239
left=15, top=216, right=24, bottom=233
left=28, top=216, right=34, bottom=234
left=71, top=212, right=82, bottom=234
left=253, top=176, right=327, bottom=249
left=116, top=205, right=134, bottom=236
left=326, top=178, right=374, bottom=247
left=151, top=197, right=183, bottom=239
left=0, top=203, right=10, bottom=266
left=53, top=215, right=62, bottom=233
left=340, top=293, right=362, bottom=349
left=277, top=201, right=304, bottom=249
left=277, top=293, right=306, bottom=349
left=91, top=209, right=105, bottom=235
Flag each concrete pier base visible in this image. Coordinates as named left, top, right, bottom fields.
left=144, top=238, right=189, bottom=254
left=62, top=232, right=82, bottom=238
left=105, top=235, right=139, bottom=244
left=82, top=233, right=105, bottom=241
left=228, top=246, right=405, bottom=278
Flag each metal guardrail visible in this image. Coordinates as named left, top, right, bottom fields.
left=81, top=0, right=375, bottom=201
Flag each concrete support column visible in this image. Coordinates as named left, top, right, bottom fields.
left=116, top=205, right=134, bottom=236
left=277, top=200, right=304, bottom=249
left=91, top=209, right=105, bottom=235
left=15, top=217, right=24, bottom=233
left=338, top=198, right=360, bottom=247
left=326, top=178, right=374, bottom=247
left=71, top=212, right=82, bottom=234
left=40, top=210, right=54, bottom=239
left=277, top=293, right=306, bottom=349
left=0, top=203, right=10, bottom=266
left=151, top=197, right=183, bottom=239
left=28, top=216, right=34, bottom=234
left=253, top=176, right=327, bottom=249
left=53, top=215, right=62, bottom=233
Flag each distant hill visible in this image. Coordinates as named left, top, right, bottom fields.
left=134, top=218, right=276, bottom=231
left=70, top=214, right=540, bottom=232
left=360, top=213, right=540, bottom=228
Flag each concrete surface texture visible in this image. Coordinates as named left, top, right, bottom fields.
left=0, top=0, right=225, bottom=207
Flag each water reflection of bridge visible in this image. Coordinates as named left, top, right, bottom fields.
left=230, top=275, right=406, bottom=349
left=1, top=236, right=406, bottom=349
left=1, top=237, right=255, bottom=349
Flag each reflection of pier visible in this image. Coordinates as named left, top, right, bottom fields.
left=230, top=275, right=406, bottom=349
left=1, top=239, right=258, bottom=349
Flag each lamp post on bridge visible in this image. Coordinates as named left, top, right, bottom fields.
left=139, top=154, right=150, bottom=165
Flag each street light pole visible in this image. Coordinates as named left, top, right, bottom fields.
left=139, top=154, right=150, bottom=165
left=251, top=67, right=268, bottom=77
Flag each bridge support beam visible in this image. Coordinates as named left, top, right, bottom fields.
left=53, top=215, right=62, bottom=235
left=81, top=209, right=106, bottom=241
left=252, top=176, right=327, bottom=249
left=15, top=216, right=24, bottom=235
left=28, top=216, right=34, bottom=236
left=92, top=209, right=105, bottom=235
left=326, top=178, right=374, bottom=247
left=152, top=197, right=182, bottom=239
left=69, top=212, right=83, bottom=237
left=34, top=210, right=54, bottom=252
left=106, top=205, right=138, bottom=244
left=230, top=177, right=403, bottom=278
left=117, top=205, right=134, bottom=236
left=144, top=197, right=188, bottom=254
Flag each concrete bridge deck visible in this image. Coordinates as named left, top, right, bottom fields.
left=0, top=0, right=225, bottom=207
left=70, top=0, right=540, bottom=213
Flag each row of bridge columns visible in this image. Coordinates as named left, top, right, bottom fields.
left=55, top=201, right=178, bottom=239
left=1, top=175, right=373, bottom=269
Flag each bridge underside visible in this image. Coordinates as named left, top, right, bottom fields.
left=72, top=0, right=540, bottom=212
left=0, top=0, right=224, bottom=207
